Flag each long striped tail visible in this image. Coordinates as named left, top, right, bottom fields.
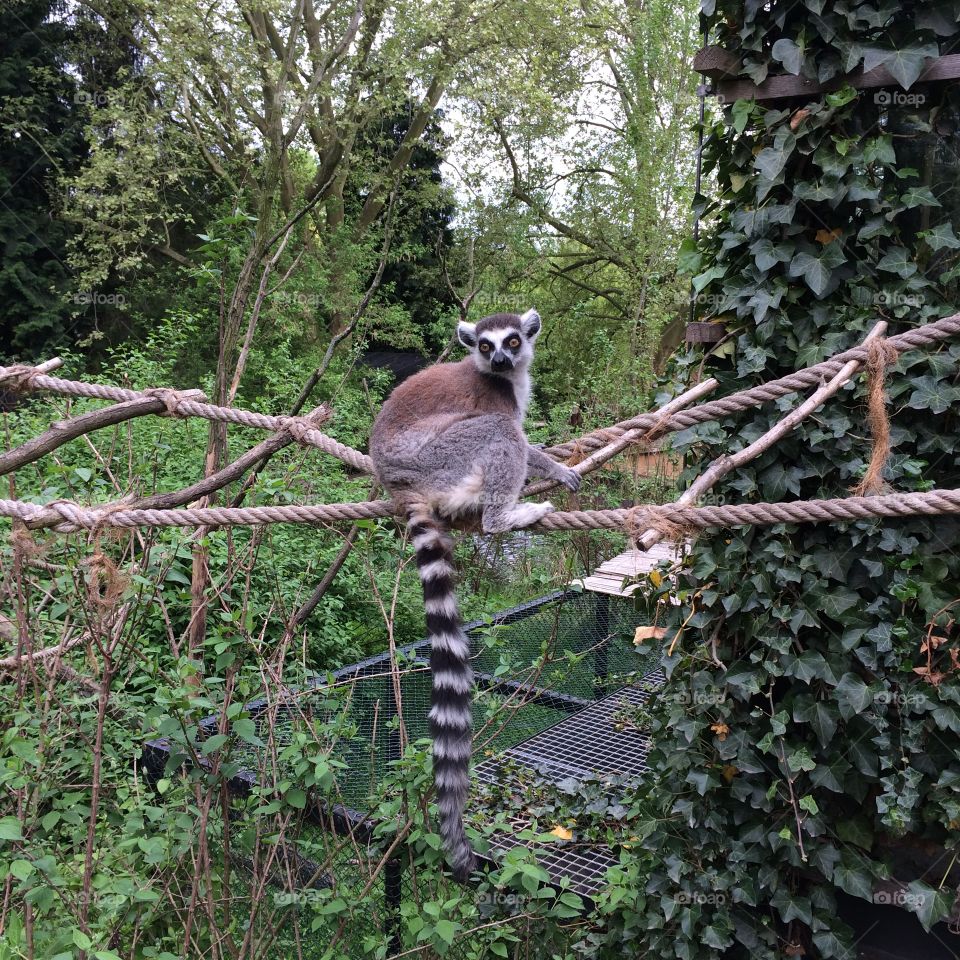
left=409, top=508, right=476, bottom=881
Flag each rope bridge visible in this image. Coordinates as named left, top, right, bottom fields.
left=1, top=311, right=959, bottom=541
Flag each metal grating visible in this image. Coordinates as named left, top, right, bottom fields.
left=485, top=832, right=622, bottom=899
left=475, top=677, right=662, bottom=786
left=471, top=673, right=664, bottom=896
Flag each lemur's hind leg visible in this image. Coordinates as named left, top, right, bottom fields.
left=472, top=419, right=554, bottom=533
left=383, top=413, right=554, bottom=534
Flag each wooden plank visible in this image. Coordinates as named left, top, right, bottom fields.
left=597, top=545, right=683, bottom=571
left=693, top=45, right=741, bottom=80
left=687, top=321, right=727, bottom=343
left=692, top=44, right=960, bottom=103
left=579, top=576, right=642, bottom=597
left=597, top=557, right=663, bottom=576
left=577, top=541, right=689, bottom=597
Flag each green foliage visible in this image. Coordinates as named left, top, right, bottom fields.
left=0, top=0, right=84, bottom=358
left=635, top=3, right=960, bottom=958
left=0, top=0, right=722, bottom=955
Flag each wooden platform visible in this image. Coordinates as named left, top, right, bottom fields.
left=575, top=542, right=685, bottom=597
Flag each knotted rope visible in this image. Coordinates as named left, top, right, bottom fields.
left=3, top=488, right=960, bottom=534
left=546, top=312, right=960, bottom=460
left=0, top=364, right=48, bottom=392
left=143, top=387, right=206, bottom=417
left=0, top=367, right=372, bottom=471
left=4, top=312, right=959, bottom=479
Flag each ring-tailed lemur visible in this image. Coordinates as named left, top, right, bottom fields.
left=369, top=308, right=580, bottom=879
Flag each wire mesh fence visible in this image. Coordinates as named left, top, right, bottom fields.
left=144, top=587, right=661, bottom=957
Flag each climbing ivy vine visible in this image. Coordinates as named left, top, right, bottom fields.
left=633, top=2, right=960, bottom=958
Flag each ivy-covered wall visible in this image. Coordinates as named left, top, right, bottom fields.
left=638, top=3, right=960, bottom=958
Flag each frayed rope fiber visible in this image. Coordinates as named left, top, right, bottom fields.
left=852, top=338, right=898, bottom=497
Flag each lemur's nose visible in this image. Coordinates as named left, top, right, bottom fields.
left=490, top=353, right=513, bottom=372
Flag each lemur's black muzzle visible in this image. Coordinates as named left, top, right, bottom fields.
left=490, top=352, right=513, bottom=372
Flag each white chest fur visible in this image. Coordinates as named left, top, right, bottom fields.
left=509, top=368, right=532, bottom=420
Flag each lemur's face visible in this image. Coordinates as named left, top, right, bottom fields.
left=457, top=309, right=541, bottom=376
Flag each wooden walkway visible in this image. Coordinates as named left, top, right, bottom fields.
left=574, top=541, right=686, bottom=597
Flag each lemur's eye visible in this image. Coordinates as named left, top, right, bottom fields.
left=479, top=342, right=491, bottom=353
left=508, top=336, right=521, bottom=348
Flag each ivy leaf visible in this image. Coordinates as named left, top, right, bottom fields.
left=923, top=222, right=960, bottom=251
left=900, top=186, right=940, bottom=209
left=810, top=756, right=850, bottom=793
left=907, top=375, right=960, bottom=415
left=833, top=862, right=874, bottom=901
left=810, top=842, right=840, bottom=878
left=793, top=180, right=847, bottom=202
left=755, top=146, right=789, bottom=182
left=817, top=587, right=860, bottom=621
left=906, top=880, right=955, bottom=931
left=862, top=136, right=897, bottom=165
left=731, top=99, right=753, bottom=135
left=789, top=245, right=845, bottom=298
left=677, top=237, right=703, bottom=275
left=750, top=238, right=791, bottom=272
left=917, top=7, right=960, bottom=35
left=794, top=701, right=839, bottom=746
left=755, top=129, right=797, bottom=184
left=787, top=748, right=816, bottom=773
left=692, top=265, right=726, bottom=293
left=771, top=38, right=804, bottom=75
left=833, top=673, right=872, bottom=720
left=876, top=247, right=917, bottom=278
left=860, top=47, right=895, bottom=74
left=857, top=215, right=889, bottom=242
left=884, top=44, right=939, bottom=89
left=783, top=651, right=831, bottom=684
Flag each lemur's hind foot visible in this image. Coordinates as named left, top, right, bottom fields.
left=482, top=501, right=554, bottom=534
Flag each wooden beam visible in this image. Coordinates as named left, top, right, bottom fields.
left=693, top=45, right=741, bottom=81
left=693, top=44, right=960, bottom=103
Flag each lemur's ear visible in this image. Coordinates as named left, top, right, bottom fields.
left=457, top=321, right=478, bottom=348
left=520, top=308, right=541, bottom=339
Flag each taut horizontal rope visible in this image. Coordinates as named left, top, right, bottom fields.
left=3, top=488, right=960, bottom=534
left=0, top=366, right=373, bottom=473
left=4, top=311, right=959, bottom=482
left=547, top=311, right=960, bottom=459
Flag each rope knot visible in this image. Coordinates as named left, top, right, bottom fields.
left=0, top=364, right=45, bottom=392
left=144, top=387, right=205, bottom=417
left=277, top=404, right=331, bottom=444
left=625, top=504, right=694, bottom=546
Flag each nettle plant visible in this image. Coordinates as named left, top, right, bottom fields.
left=634, top=2, right=960, bottom=959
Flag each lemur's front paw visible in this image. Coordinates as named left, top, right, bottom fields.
left=560, top=467, right=581, bottom=492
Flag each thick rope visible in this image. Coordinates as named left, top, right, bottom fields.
left=0, top=368, right=373, bottom=473
left=546, top=312, right=960, bottom=459
left=3, top=313, right=960, bottom=479
left=3, top=488, right=960, bottom=534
